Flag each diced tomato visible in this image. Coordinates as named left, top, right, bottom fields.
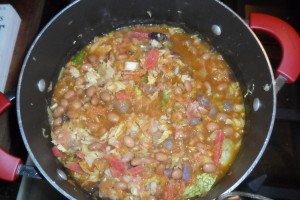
left=110, top=167, right=123, bottom=177
left=115, top=90, right=130, bottom=100
left=76, top=151, right=85, bottom=159
left=213, top=131, right=225, bottom=165
left=65, top=162, right=84, bottom=174
left=127, top=165, right=144, bottom=176
left=106, top=155, right=125, bottom=176
left=129, top=31, right=149, bottom=40
left=51, top=146, right=65, bottom=158
left=144, top=48, right=159, bottom=69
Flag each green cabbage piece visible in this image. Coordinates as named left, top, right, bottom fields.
left=183, top=173, right=216, bottom=198
left=161, top=89, right=171, bottom=106
left=220, top=139, right=234, bottom=166
left=71, top=49, right=87, bottom=66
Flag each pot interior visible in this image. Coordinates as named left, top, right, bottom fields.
left=17, top=0, right=276, bottom=199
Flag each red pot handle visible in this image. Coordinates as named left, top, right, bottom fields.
left=0, top=92, right=22, bottom=181
left=249, top=13, right=300, bottom=83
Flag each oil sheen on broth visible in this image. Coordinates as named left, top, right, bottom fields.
left=50, top=25, right=245, bottom=200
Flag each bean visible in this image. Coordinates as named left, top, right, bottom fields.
left=203, top=163, right=216, bottom=173
left=53, top=106, right=65, bottom=117
left=107, top=112, right=120, bottom=123
left=174, top=86, right=183, bottom=94
left=75, top=77, right=85, bottom=86
left=91, top=96, right=99, bottom=106
left=202, top=52, right=211, bottom=60
left=86, top=86, right=96, bottom=97
left=172, top=169, right=183, bottom=179
left=88, top=55, right=98, bottom=65
left=206, top=122, right=220, bottom=132
left=67, top=110, right=78, bottom=119
left=217, top=83, right=228, bottom=91
left=122, top=152, right=134, bottom=162
left=131, top=158, right=142, bottom=166
left=223, top=126, right=234, bottom=136
left=171, top=112, right=183, bottom=122
left=81, top=63, right=92, bottom=71
left=115, top=182, right=127, bottom=190
left=88, top=123, right=99, bottom=132
left=53, top=118, right=62, bottom=126
left=189, top=117, right=201, bottom=126
left=100, top=91, right=111, bottom=102
left=123, top=135, right=135, bottom=148
left=71, top=99, right=82, bottom=110
left=114, top=100, right=130, bottom=113
left=88, top=142, right=103, bottom=151
left=60, top=99, right=69, bottom=108
left=155, top=152, right=168, bottom=162
left=149, top=196, right=156, bottom=200
left=64, top=90, right=75, bottom=100
left=216, top=113, right=229, bottom=122
left=99, top=127, right=107, bottom=134
left=155, top=164, right=165, bottom=175
left=184, top=81, right=192, bottom=92
left=76, top=88, right=84, bottom=96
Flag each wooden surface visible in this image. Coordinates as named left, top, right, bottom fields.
left=0, top=0, right=45, bottom=150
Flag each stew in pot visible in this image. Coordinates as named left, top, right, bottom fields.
left=49, top=25, right=245, bottom=199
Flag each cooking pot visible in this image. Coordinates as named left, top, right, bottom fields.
left=0, top=0, right=299, bottom=199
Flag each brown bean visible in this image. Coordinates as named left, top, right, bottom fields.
left=217, top=83, right=228, bottom=91
left=172, top=169, right=183, bottom=179
left=76, top=88, right=84, bottom=96
left=81, top=63, right=92, bottom=71
left=75, top=77, right=85, bottom=86
left=174, top=86, right=183, bottom=94
left=131, top=158, right=142, bottom=166
left=71, top=99, right=82, bottom=110
left=171, top=112, right=183, bottom=122
left=87, top=55, right=98, bottom=65
left=155, top=152, right=168, bottom=162
left=91, top=96, right=99, bottom=106
left=53, top=118, right=62, bottom=126
left=100, top=91, right=111, bottom=102
left=216, top=113, right=229, bottom=122
left=86, top=86, right=96, bottom=97
left=64, top=90, right=75, bottom=100
left=60, top=99, right=69, bottom=108
left=67, top=110, right=78, bottom=119
left=203, top=163, right=216, bottom=173
left=206, top=122, right=220, bottom=132
left=155, top=164, right=165, bottom=175
left=53, top=106, right=65, bottom=117
left=107, top=112, right=120, bottom=123
left=123, top=135, right=135, bottom=148
left=99, top=127, right=107, bottom=134
left=88, top=123, right=100, bottom=132
left=115, top=181, right=127, bottom=190
left=184, top=81, right=192, bottom=91
left=223, top=126, right=234, bottom=136
left=122, top=152, right=134, bottom=162
left=88, top=142, right=103, bottom=151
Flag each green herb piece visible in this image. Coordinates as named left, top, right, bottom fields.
left=134, top=86, right=142, bottom=96
left=71, top=49, right=87, bottom=66
left=161, top=89, right=171, bottom=106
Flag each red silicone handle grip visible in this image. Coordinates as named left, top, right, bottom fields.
left=0, top=92, right=11, bottom=115
left=249, top=13, right=300, bottom=83
left=0, top=147, right=22, bottom=181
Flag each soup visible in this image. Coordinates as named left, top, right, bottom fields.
left=49, top=25, right=245, bottom=199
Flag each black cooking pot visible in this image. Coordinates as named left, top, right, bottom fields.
left=0, top=0, right=299, bottom=199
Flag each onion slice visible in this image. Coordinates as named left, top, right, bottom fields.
left=124, top=61, right=139, bottom=71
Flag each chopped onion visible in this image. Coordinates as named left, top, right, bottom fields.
left=124, top=61, right=139, bottom=71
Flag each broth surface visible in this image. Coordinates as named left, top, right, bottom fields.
left=50, top=25, right=245, bottom=199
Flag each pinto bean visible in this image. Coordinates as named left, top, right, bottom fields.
left=64, top=90, right=75, bottom=100
left=155, top=152, right=168, bottom=162
left=86, top=86, right=97, bottom=97
left=122, top=152, right=134, bottom=162
left=155, top=164, right=165, bottom=175
left=100, top=91, right=111, bottom=102
left=216, top=113, right=229, bottom=122
left=60, top=99, right=69, bottom=108
left=107, top=112, right=120, bottom=123
left=223, top=126, right=234, bottom=136
left=184, top=81, right=192, bottom=91
left=206, top=122, right=220, bottom=132
left=217, top=83, right=228, bottom=91
left=81, top=63, right=92, bottom=71
left=71, top=99, right=82, bottom=110
left=91, top=96, right=99, bottom=106
left=172, top=169, right=183, bottom=179
left=203, top=163, right=216, bottom=173
left=174, top=86, right=183, bottom=94
left=87, top=55, right=98, bottom=65
left=171, top=112, right=183, bottom=122
left=75, top=77, right=85, bottom=86
left=123, top=135, right=135, bottom=148
left=53, top=118, right=62, bottom=126
left=131, top=158, right=142, bottom=166
left=53, top=106, right=65, bottom=117
left=88, top=123, right=100, bottom=132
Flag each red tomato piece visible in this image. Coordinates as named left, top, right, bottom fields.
left=76, top=151, right=85, bottom=159
left=115, top=90, right=129, bottom=100
left=127, top=165, right=144, bottom=176
left=129, top=31, right=149, bottom=40
left=213, top=131, right=225, bottom=165
left=51, top=146, right=65, bottom=158
left=65, top=162, right=84, bottom=174
left=106, top=155, right=125, bottom=175
left=144, top=48, right=159, bottom=69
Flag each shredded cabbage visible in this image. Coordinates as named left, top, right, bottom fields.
left=183, top=173, right=216, bottom=198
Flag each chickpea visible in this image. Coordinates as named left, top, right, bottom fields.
left=64, top=90, right=75, bottom=100
left=107, top=112, right=120, bottom=123
left=172, top=169, right=183, bottom=179
left=86, top=86, right=96, bottom=97
left=123, top=135, right=135, bottom=148
left=155, top=152, right=168, bottom=162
